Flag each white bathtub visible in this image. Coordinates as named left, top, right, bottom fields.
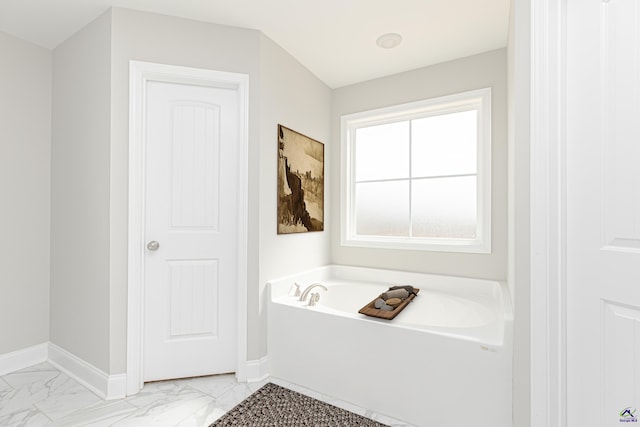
left=267, top=265, right=513, bottom=427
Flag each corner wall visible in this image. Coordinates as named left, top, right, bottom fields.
left=50, top=11, right=112, bottom=372
left=331, top=49, right=508, bottom=281
left=0, top=32, right=51, bottom=355
left=257, top=34, right=332, bottom=359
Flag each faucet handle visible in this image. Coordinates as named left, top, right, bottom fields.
left=308, top=292, right=320, bottom=306
left=290, top=282, right=301, bottom=297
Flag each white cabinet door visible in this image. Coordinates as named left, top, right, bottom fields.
left=142, top=80, right=239, bottom=381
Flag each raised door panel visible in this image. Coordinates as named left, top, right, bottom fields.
left=602, top=0, right=640, bottom=252
left=603, top=301, right=640, bottom=423
left=170, top=102, right=221, bottom=231
left=168, top=260, right=219, bottom=337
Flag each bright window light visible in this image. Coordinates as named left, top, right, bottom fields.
left=340, top=88, right=492, bottom=253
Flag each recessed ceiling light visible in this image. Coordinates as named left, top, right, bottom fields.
left=376, top=33, right=403, bottom=49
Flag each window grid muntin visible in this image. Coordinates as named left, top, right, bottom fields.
left=341, top=88, right=491, bottom=253
left=352, top=110, right=480, bottom=240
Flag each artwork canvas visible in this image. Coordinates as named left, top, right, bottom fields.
left=277, top=125, right=324, bottom=233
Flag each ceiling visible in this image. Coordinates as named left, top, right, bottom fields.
left=0, top=0, right=510, bottom=88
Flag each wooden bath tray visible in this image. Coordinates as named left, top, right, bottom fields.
left=358, top=288, right=420, bottom=320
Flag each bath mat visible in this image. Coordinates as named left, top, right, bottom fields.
left=210, top=382, right=388, bottom=426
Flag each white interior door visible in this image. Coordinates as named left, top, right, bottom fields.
left=142, top=79, right=239, bottom=382
left=566, top=0, right=640, bottom=424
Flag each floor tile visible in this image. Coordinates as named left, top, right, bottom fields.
left=174, top=373, right=237, bottom=398
left=0, top=381, right=51, bottom=418
left=51, top=399, right=138, bottom=427
left=114, top=394, right=213, bottom=426
left=0, top=363, right=416, bottom=426
left=0, top=406, right=52, bottom=427
left=0, top=363, right=123, bottom=426
left=1, top=363, right=59, bottom=390
left=0, top=377, right=13, bottom=392
left=212, top=382, right=255, bottom=411
left=175, top=400, right=225, bottom=427
left=124, top=380, right=207, bottom=409
left=34, top=373, right=102, bottom=420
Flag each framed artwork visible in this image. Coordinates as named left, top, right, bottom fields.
left=277, top=124, right=324, bottom=233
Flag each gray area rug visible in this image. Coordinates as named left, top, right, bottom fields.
left=210, top=382, right=389, bottom=426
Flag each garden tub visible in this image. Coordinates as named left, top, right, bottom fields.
left=267, top=265, right=512, bottom=427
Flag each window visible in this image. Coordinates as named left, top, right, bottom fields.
left=340, top=88, right=491, bottom=253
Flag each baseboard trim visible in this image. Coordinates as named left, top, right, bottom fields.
left=48, top=343, right=126, bottom=400
left=0, top=343, right=48, bottom=376
left=243, top=356, right=269, bottom=383
left=2, top=343, right=264, bottom=397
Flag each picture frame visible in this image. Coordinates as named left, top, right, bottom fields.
left=277, top=124, right=324, bottom=234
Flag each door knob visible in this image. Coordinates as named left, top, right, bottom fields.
left=146, top=241, right=160, bottom=251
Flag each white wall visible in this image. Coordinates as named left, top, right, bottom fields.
left=508, top=0, right=531, bottom=424
left=331, top=49, right=508, bottom=281
left=257, top=34, right=332, bottom=358
left=50, top=11, right=112, bottom=372
left=0, top=32, right=51, bottom=354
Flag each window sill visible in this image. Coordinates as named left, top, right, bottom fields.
left=341, top=236, right=491, bottom=254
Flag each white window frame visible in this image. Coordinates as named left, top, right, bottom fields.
left=340, top=88, right=492, bottom=253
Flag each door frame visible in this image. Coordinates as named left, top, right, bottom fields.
left=529, top=0, right=567, bottom=425
left=126, top=60, right=249, bottom=395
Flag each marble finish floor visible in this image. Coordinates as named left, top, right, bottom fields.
left=0, top=362, right=414, bottom=426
